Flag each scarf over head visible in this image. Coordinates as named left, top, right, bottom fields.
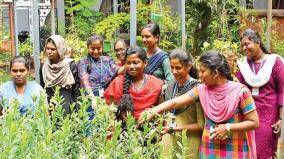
left=198, top=81, right=242, bottom=123
left=42, top=35, right=75, bottom=88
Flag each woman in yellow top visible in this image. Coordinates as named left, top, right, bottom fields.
left=161, top=48, right=204, bottom=159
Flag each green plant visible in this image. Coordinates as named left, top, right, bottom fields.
left=94, top=13, right=130, bottom=40
left=18, top=40, right=33, bottom=57
left=0, top=87, right=182, bottom=158
left=65, top=0, right=98, bottom=18
left=186, top=0, right=243, bottom=56
left=65, top=35, right=87, bottom=62
left=65, top=0, right=102, bottom=40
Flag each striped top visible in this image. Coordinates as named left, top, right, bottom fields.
left=188, top=86, right=256, bottom=159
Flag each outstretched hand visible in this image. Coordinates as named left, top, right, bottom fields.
left=136, top=109, right=156, bottom=128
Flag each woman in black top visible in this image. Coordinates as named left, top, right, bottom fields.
left=39, top=35, right=80, bottom=115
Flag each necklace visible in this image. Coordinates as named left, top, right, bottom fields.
left=131, top=75, right=147, bottom=92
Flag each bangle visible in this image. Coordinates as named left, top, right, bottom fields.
left=225, top=123, right=231, bottom=133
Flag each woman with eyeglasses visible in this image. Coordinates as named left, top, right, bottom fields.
left=114, top=39, right=128, bottom=67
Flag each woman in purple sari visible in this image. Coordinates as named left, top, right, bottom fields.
left=236, top=28, right=284, bottom=159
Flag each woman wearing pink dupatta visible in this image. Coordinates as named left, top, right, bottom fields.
left=138, top=51, right=259, bottom=159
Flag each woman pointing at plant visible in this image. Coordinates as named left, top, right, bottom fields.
left=139, top=51, right=259, bottom=158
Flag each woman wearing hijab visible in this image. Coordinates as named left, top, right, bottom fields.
left=39, top=35, right=80, bottom=115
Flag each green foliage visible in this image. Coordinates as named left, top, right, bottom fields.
left=65, top=0, right=103, bottom=40
left=0, top=87, right=188, bottom=158
left=186, top=0, right=242, bottom=56
left=73, top=12, right=103, bottom=39
left=18, top=40, right=33, bottom=57
left=93, top=13, right=130, bottom=40
left=65, top=0, right=98, bottom=18
left=65, top=35, right=87, bottom=62
left=93, top=1, right=180, bottom=52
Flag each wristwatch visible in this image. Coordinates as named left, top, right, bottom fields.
left=168, top=125, right=175, bottom=134
left=168, top=121, right=176, bottom=134
left=225, top=123, right=231, bottom=133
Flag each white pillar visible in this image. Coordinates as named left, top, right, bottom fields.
left=31, top=0, right=40, bottom=83
left=13, top=0, right=19, bottom=55
left=130, top=0, right=137, bottom=46
left=181, top=0, right=186, bottom=49
left=266, top=0, right=272, bottom=52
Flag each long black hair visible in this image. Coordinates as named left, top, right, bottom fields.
left=86, top=35, right=104, bottom=73
left=241, top=28, right=269, bottom=54
left=199, top=50, right=233, bottom=81
left=116, top=46, right=147, bottom=121
left=170, top=48, right=199, bottom=79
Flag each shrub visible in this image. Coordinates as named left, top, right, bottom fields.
left=0, top=87, right=191, bottom=158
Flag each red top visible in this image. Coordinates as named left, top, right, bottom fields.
left=104, top=74, right=164, bottom=120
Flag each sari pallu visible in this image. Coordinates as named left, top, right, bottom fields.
left=145, top=50, right=168, bottom=74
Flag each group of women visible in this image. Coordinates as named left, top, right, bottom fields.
left=0, top=23, right=283, bottom=158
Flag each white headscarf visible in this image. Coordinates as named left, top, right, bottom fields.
left=42, top=35, right=75, bottom=88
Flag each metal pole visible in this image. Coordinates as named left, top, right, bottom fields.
left=130, top=0, right=137, bottom=46
left=266, top=0, right=272, bottom=52
left=31, top=0, right=40, bottom=83
left=113, top=0, right=118, bottom=14
left=13, top=0, right=19, bottom=55
left=51, top=0, right=55, bottom=35
left=181, top=0, right=186, bottom=49
left=57, top=0, right=65, bottom=36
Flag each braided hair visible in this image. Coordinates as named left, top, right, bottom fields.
left=86, top=35, right=104, bottom=73
left=199, top=50, right=233, bottom=81
left=116, top=46, right=147, bottom=121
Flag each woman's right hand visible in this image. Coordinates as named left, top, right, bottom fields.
left=137, top=109, right=157, bottom=127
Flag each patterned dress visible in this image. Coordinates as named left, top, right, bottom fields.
left=188, top=86, right=256, bottom=159
left=78, top=55, right=118, bottom=96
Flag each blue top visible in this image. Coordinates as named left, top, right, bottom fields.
left=0, top=81, right=43, bottom=114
